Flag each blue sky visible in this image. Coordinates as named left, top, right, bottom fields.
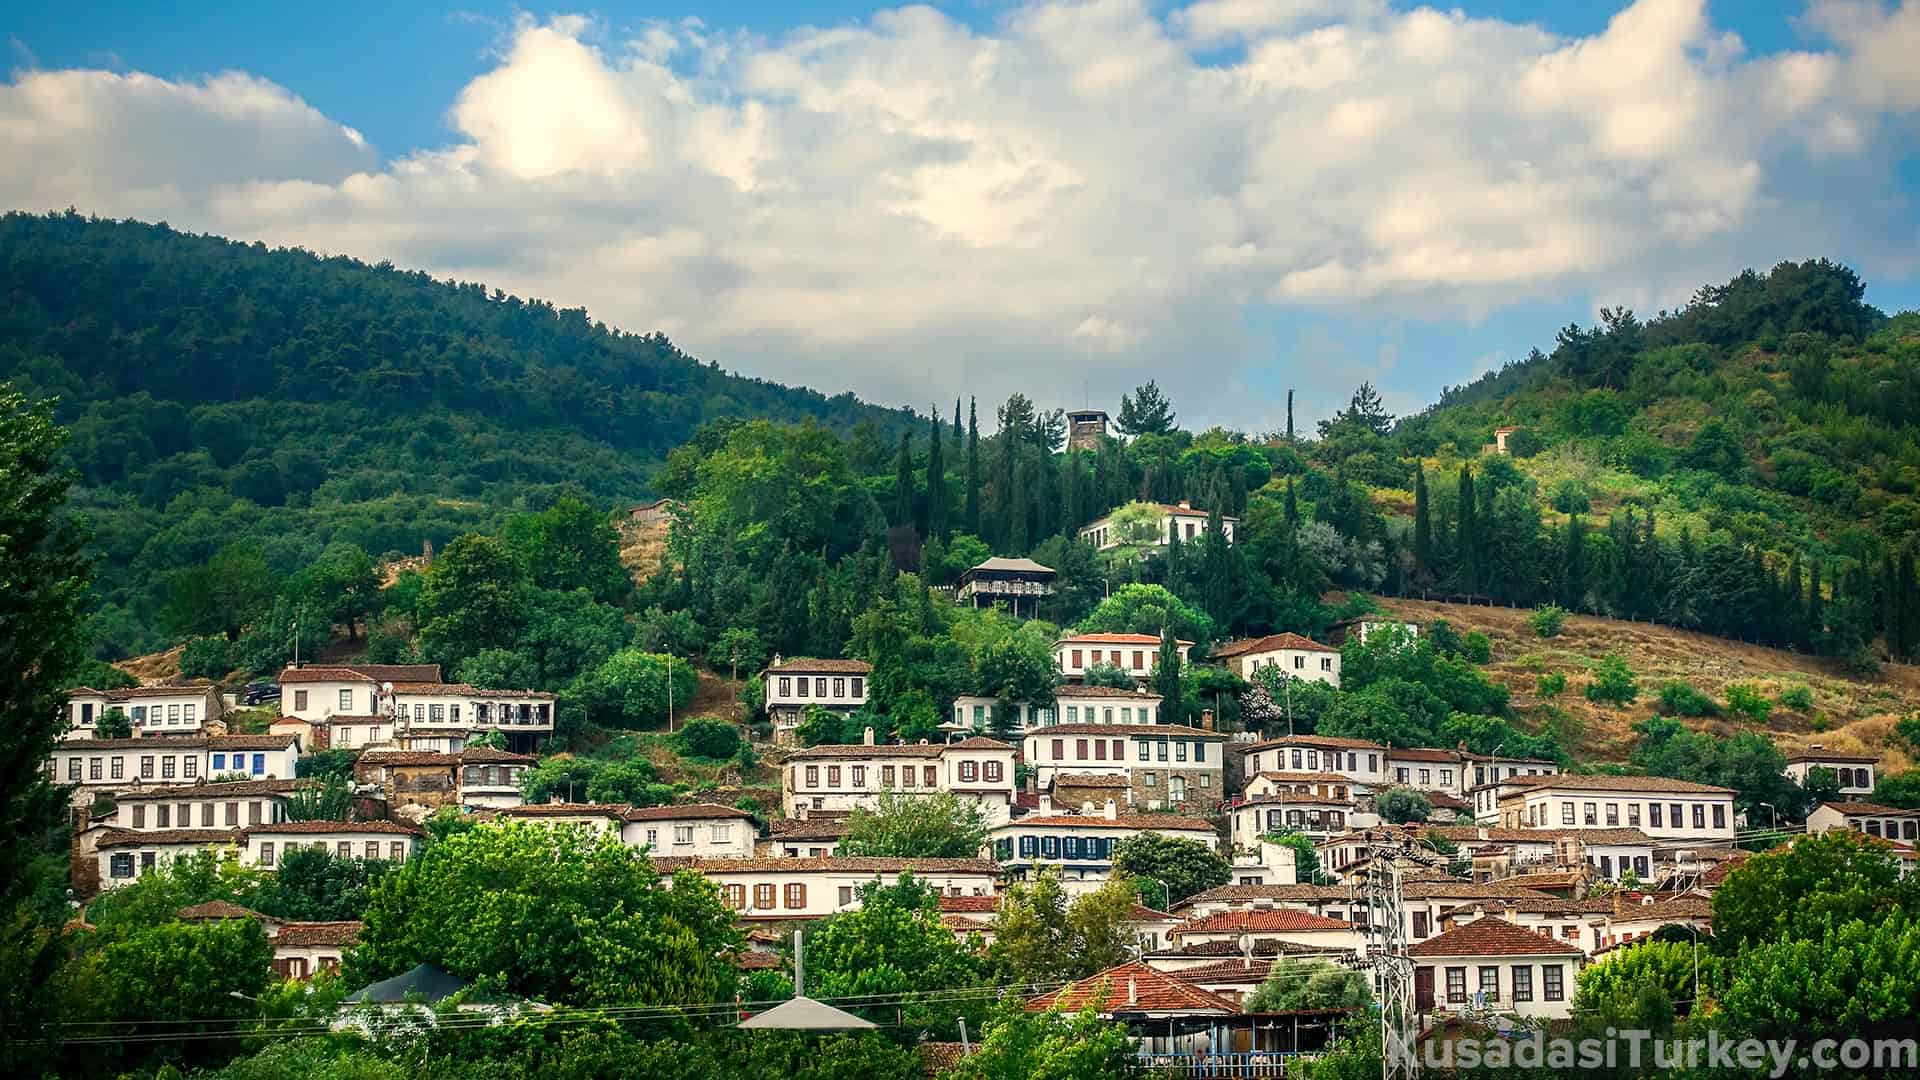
left=3, top=1, right=1917, bottom=428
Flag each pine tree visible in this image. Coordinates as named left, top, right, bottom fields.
left=927, top=407, right=947, bottom=541
left=1457, top=464, right=1478, bottom=594
left=965, top=397, right=981, bottom=537
left=1412, top=463, right=1432, bottom=579
left=893, top=431, right=915, bottom=530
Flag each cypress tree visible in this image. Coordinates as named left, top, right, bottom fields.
left=1561, top=514, right=1586, bottom=610
left=1285, top=390, right=1295, bottom=443
left=1284, top=477, right=1299, bottom=530
left=1899, top=549, right=1917, bottom=661
left=1229, top=463, right=1248, bottom=516
left=1007, top=455, right=1029, bottom=552
left=927, top=407, right=947, bottom=540
left=1412, top=463, right=1432, bottom=576
left=965, top=397, right=981, bottom=537
left=1807, top=559, right=1825, bottom=653
left=1154, top=631, right=1185, bottom=725
left=1783, top=554, right=1803, bottom=648
left=952, top=396, right=963, bottom=456
left=1458, top=464, right=1477, bottom=594
left=893, top=431, right=916, bottom=530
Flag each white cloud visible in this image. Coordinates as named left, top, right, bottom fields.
left=1, top=0, right=1917, bottom=428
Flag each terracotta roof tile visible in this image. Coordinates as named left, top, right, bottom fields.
left=947, top=736, right=1016, bottom=750
left=1005, top=813, right=1215, bottom=831
left=497, top=803, right=629, bottom=819
left=1172, top=910, right=1356, bottom=935
left=652, top=855, right=1000, bottom=874
left=1025, top=722, right=1226, bottom=739
left=1212, top=633, right=1337, bottom=657
left=1172, top=884, right=1359, bottom=909
left=1029, top=961, right=1239, bottom=1014
left=1504, top=774, right=1735, bottom=795
left=274, top=921, right=362, bottom=946
left=1386, top=748, right=1464, bottom=763
left=1239, top=734, right=1386, bottom=752
left=765, top=658, right=873, bottom=674
left=1784, top=752, right=1878, bottom=764
left=97, top=828, right=241, bottom=848
left=1052, top=685, right=1164, bottom=701
left=622, top=803, right=756, bottom=822
left=1822, top=801, right=1920, bottom=816
left=1234, top=793, right=1357, bottom=808
left=279, top=664, right=442, bottom=684
left=58, top=736, right=212, bottom=750
left=1170, top=957, right=1279, bottom=983
left=939, top=895, right=1002, bottom=913
left=787, top=743, right=945, bottom=759
left=1053, top=773, right=1132, bottom=788
left=1406, top=916, right=1582, bottom=957
left=117, top=779, right=306, bottom=799
left=207, top=734, right=300, bottom=750
left=178, top=901, right=270, bottom=921
left=242, top=820, right=421, bottom=836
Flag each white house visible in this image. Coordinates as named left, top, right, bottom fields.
left=987, top=801, right=1219, bottom=895
left=1054, top=633, right=1192, bottom=680
left=1497, top=774, right=1738, bottom=842
left=1384, top=748, right=1467, bottom=799
left=1228, top=792, right=1364, bottom=844
left=1409, top=917, right=1582, bottom=1021
left=352, top=748, right=535, bottom=810
left=762, top=657, right=871, bottom=745
left=96, top=828, right=242, bottom=888
left=114, top=778, right=300, bottom=832
left=244, top=821, right=424, bottom=868
left=652, top=856, right=1001, bottom=920
left=620, top=804, right=759, bottom=857
left=1784, top=748, right=1877, bottom=797
left=783, top=734, right=1018, bottom=822
left=1428, top=825, right=1657, bottom=884
left=1167, top=909, right=1366, bottom=958
left=1210, top=633, right=1341, bottom=688
left=1806, top=800, right=1920, bottom=843
left=49, top=734, right=302, bottom=805
left=1023, top=721, right=1228, bottom=811
left=762, top=810, right=851, bottom=858
left=278, top=664, right=555, bottom=752
left=493, top=803, right=629, bottom=835
left=1465, top=753, right=1561, bottom=791
left=1237, top=735, right=1388, bottom=788
left=1078, top=501, right=1239, bottom=550
left=63, top=685, right=224, bottom=739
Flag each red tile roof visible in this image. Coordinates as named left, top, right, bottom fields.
left=1504, top=774, right=1735, bottom=795
left=1386, top=747, right=1463, bottom=763
left=1785, top=752, right=1878, bottom=764
left=1212, top=633, right=1336, bottom=657
left=1406, top=916, right=1581, bottom=957
left=1239, top=734, right=1386, bottom=752
left=97, top=828, right=241, bottom=848
left=1057, top=633, right=1192, bottom=645
left=279, top=664, right=443, bottom=684
left=497, top=803, right=629, bottom=819
left=652, top=856, right=1001, bottom=874
left=242, top=820, right=422, bottom=836
left=622, top=803, right=756, bottom=822
left=1029, top=961, right=1239, bottom=1014
left=274, top=920, right=362, bottom=947
left=948, top=736, right=1016, bottom=750
left=117, top=778, right=306, bottom=799
left=1025, top=723, right=1226, bottom=739
left=1822, top=801, right=1920, bottom=816
left=939, top=895, right=1002, bottom=913
left=1052, top=685, right=1164, bottom=701
left=178, top=901, right=271, bottom=922
left=1008, top=814, right=1215, bottom=831
left=1173, top=910, right=1356, bottom=936
left=787, top=743, right=944, bottom=759
left=766, top=657, right=873, bottom=674
left=1053, top=773, right=1132, bottom=787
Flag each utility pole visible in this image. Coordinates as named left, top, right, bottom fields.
left=1361, top=834, right=1448, bottom=1080
left=667, top=652, right=676, bottom=733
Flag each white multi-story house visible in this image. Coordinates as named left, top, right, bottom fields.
left=1427, top=825, right=1657, bottom=884
left=1784, top=748, right=1877, bottom=797
left=96, top=827, right=244, bottom=887
left=49, top=734, right=302, bottom=806
left=987, top=801, right=1219, bottom=895
left=1465, top=753, right=1561, bottom=790
left=620, top=804, right=758, bottom=857
left=1806, top=800, right=1920, bottom=843
left=1385, top=748, right=1467, bottom=798
left=1023, top=720, right=1228, bottom=811
left=1166, top=909, right=1365, bottom=958
left=1054, top=634, right=1191, bottom=680
left=1409, top=917, right=1582, bottom=1021
left=782, top=733, right=1018, bottom=822
left=63, top=685, right=225, bottom=739
left=762, top=657, right=871, bottom=745
left=652, top=856, right=1001, bottom=920
left=1228, top=792, right=1365, bottom=844
left=352, top=748, right=535, bottom=810
left=944, top=695, right=1061, bottom=736
left=277, top=664, right=555, bottom=752
left=1237, top=735, right=1388, bottom=789
left=1079, top=501, right=1238, bottom=550
left=1209, top=633, right=1341, bottom=688
left=244, top=821, right=425, bottom=869
left=1496, top=775, right=1738, bottom=842
left=114, top=778, right=300, bottom=832
left=493, top=803, right=629, bottom=835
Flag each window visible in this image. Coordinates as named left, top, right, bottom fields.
left=901, top=766, right=916, bottom=788
left=1445, top=967, right=1467, bottom=1004
left=201, top=804, right=214, bottom=826
left=161, top=757, right=176, bottom=779
left=1583, top=802, right=1597, bottom=825
left=339, top=689, right=354, bottom=711
left=1175, top=742, right=1187, bottom=762
left=960, top=760, right=978, bottom=781
left=140, top=756, right=154, bottom=779
left=1441, top=769, right=1452, bottom=786
left=1628, top=803, right=1641, bottom=826
left=1512, top=966, right=1533, bottom=1001
left=1419, top=769, right=1430, bottom=786
left=645, top=828, right=658, bottom=847
left=1368, top=753, right=1378, bottom=772
left=1138, top=741, right=1150, bottom=761
left=711, top=824, right=731, bottom=843
left=1670, top=802, right=1683, bottom=827
left=1291, top=749, right=1303, bottom=770
left=838, top=885, right=854, bottom=907
left=851, top=765, right=866, bottom=787
left=168, top=704, right=181, bottom=724
left=1157, top=741, right=1168, bottom=762
left=833, top=677, right=846, bottom=698
left=392, top=840, right=409, bottom=861
left=1605, top=803, right=1619, bottom=826
left=1413, top=911, right=1430, bottom=937
left=225, top=803, right=239, bottom=826
left=259, top=842, right=275, bottom=867
left=924, top=765, right=937, bottom=787
left=1649, top=803, right=1662, bottom=828
left=1396, top=768, right=1409, bottom=783
left=337, top=841, right=352, bottom=858
left=429, top=704, right=445, bottom=722
left=1321, top=657, right=1333, bottom=671
left=1293, top=655, right=1305, bottom=669
left=785, top=883, right=807, bottom=909
left=1076, top=739, right=1088, bottom=760
left=1692, top=804, right=1705, bottom=829
left=110, top=853, right=134, bottom=879
left=1711, top=804, right=1725, bottom=829
left=984, top=760, right=1003, bottom=782
left=882, top=765, right=896, bottom=787
left=212, top=753, right=226, bottom=771
left=779, top=677, right=791, bottom=696
left=88, top=759, right=102, bottom=780
left=674, top=825, right=696, bottom=844
left=449, top=704, right=460, bottom=722
left=1144, top=772, right=1157, bottom=787
left=1070, top=649, right=1083, bottom=668
left=252, top=753, right=265, bottom=776
left=796, top=678, right=809, bottom=698
left=184, top=703, right=196, bottom=724
left=1479, top=967, right=1499, bottom=1002
left=66, top=759, right=79, bottom=781
left=755, top=884, right=776, bottom=909
left=724, top=884, right=746, bottom=908
left=250, top=802, right=263, bottom=825
left=1543, top=965, right=1564, bottom=1001
left=806, top=766, right=820, bottom=787
left=814, top=678, right=827, bottom=697
left=183, top=757, right=197, bottom=778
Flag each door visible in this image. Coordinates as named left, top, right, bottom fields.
left=1415, top=967, right=1435, bottom=1012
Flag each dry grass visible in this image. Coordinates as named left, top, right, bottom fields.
left=619, top=518, right=671, bottom=587
left=116, top=645, right=184, bottom=683
left=1375, top=597, right=1920, bottom=768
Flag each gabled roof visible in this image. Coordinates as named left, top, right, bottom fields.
left=1172, top=910, right=1356, bottom=935
left=1001, top=813, right=1215, bottom=832
left=279, top=664, right=444, bottom=684
left=1233, top=793, right=1356, bottom=808
left=947, top=736, right=1015, bottom=750
left=1503, top=774, right=1735, bottom=795
left=963, top=557, right=1056, bottom=575
left=1212, top=633, right=1337, bottom=657
left=1057, top=632, right=1193, bottom=646
left=622, top=802, right=756, bottom=822
left=1785, top=751, right=1878, bottom=764
left=1024, top=722, right=1226, bottom=739
left=97, top=828, right=241, bottom=849
left=275, top=920, right=363, bottom=946
left=1172, top=884, right=1359, bottom=910
left=68, top=684, right=217, bottom=701
left=1406, top=916, right=1581, bottom=957
left=787, top=743, right=944, bottom=759
left=345, top=962, right=470, bottom=1004
left=116, top=778, right=306, bottom=800
left=652, top=856, right=1000, bottom=874
left=242, top=820, right=422, bottom=836
left=1052, top=685, right=1163, bottom=701
left=497, top=803, right=629, bottom=820
left=1386, top=747, right=1463, bottom=763
left=1239, top=734, right=1387, bottom=753
left=178, top=901, right=272, bottom=922
left=1820, top=801, right=1920, bottom=816
left=1028, top=961, right=1239, bottom=1014
left=208, top=734, right=300, bottom=750
left=1052, top=773, right=1132, bottom=788
left=765, top=657, right=873, bottom=674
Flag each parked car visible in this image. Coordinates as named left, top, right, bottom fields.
left=242, top=681, right=281, bottom=706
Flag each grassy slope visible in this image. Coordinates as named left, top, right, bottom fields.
left=1374, top=597, right=1920, bottom=772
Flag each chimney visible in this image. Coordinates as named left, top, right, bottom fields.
left=1178, top=500, right=1191, bottom=510
left=1127, top=977, right=1137, bottom=1006
left=1612, top=891, right=1627, bottom=918
left=772, top=653, right=783, bottom=668
left=1200, top=709, right=1215, bottom=732
left=1039, top=793, right=1054, bottom=815
left=863, top=726, right=875, bottom=746
left=1103, top=798, right=1118, bottom=821
left=796, top=804, right=810, bottom=821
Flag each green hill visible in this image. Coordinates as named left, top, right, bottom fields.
left=0, top=211, right=916, bottom=655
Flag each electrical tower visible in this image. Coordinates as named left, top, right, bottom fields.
left=1358, top=833, right=1447, bottom=1080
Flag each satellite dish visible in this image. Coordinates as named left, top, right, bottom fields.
left=381, top=682, right=394, bottom=694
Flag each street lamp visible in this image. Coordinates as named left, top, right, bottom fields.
left=1757, top=802, right=1778, bottom=831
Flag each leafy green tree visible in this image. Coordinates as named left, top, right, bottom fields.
left=1584, top=652, right=1638, bottom=706
left=1720, top=912, right=1920, bottom=1040
left=1655, top=680, right=1717, bottom=717
left=942, top=998, right=1138, bottom=1080
left=1110, top=833, right=1229, bottom=905
left=502, top=496, right=632, bottom=606
left=179, top=635, right=234, bottom=680
left=94, top=708, right=133, bottom=740
left=283, top=542, right=384, bottom=641
left=416, top=534, right=529, bottom=671
left=1244, top=958, right=1371, bottom=1012
left=1374, top=787, right=1432, bottom=824
left=1536, top=672, right=1567, bottom=698
left=520, top=756, right=604, bottom=804
left=711, top=626, right=767, bottom=682
left=1115, top=380, right=1176, bottom=436
left=1801, top=765, right=1841, bottom=805
left=1873, top=769, right=1920, bottom=809
left=677, top=717, right=743, bottom=760
left=804, top=874, right=985, bottom=1034
left=1711, top=830, right=1916, bottom=952
left=296, top=749, right=358, bottom=783
left=1528, top=604, right=1566, bottom=638
left=251, top=845, right=395, bottom=921
left=1152, top=632, right=1185, bottom=726
left=987, top=870, right=1143, bottom=984
left=347, top=821, right=742, bottom=1006
left=1572, top=938, right=1709, bottom=1027
left=1723, top=682, right=1772, bottom=723
left=841, top=790, right=989, bottom=858
left=456, top=647, right=540, bottom=690
left=1078, top=583, right=1216, bottom=647
left=585, top=760, right=673, bottom=807
left=79, top=917, right=273, bottom=1071
left=1631, top=716, right=1808, bottom=821
left=1776, top=683, right=1814, bottom=712
left=283, top=777, right=351, bottom=822
left=465, top=729, right=506, bottom=751
left=566, top=648, right=697, bottom=729
left=635, top=604, right=707, bottom=655
left=1081, top=662, right=1134, bottom=689
left=164, top=540, right=274, bottom=641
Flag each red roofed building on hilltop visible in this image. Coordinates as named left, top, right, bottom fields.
left=1408, top=916, right=1583, bottom=1020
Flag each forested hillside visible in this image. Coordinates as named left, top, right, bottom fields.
left=0, top=212, right=916, bottom=655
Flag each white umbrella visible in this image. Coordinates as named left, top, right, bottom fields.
left=737, top=996, right=876, bottom=1030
